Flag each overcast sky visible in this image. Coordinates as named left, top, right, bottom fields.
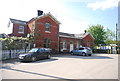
left=0, top=0, right=118, bottom=34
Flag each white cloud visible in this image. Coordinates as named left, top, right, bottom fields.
left=87, top=0, right=119, bottom=10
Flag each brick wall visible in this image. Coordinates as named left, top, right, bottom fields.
left=59, top=34, right=94, bottom=52
left=11, top=24, right=28, bottom=37
left=59, top=37, right=82, bottom=52
left=82, top=34, right=94, bottom=47
left=28, top=16, right=59, bottom=51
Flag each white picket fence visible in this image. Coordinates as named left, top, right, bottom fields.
left=0, top=42, right=2, bottom=60
left=2, top=49, right=29, bottom=60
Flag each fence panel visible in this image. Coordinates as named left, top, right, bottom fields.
left=2, top=49, right=28, bottom=60
left=2, top=50, right=10, bottom=60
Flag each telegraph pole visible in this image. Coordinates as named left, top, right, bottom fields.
left=116, top=23, right=117, bottom=46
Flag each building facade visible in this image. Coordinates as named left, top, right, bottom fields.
left=59, top=32, right=94, bottom=52
left=8, top=18, right=28, bottom=37
left=8, top=11, right=94, bottom=52
left=27, top=13, right=60, bottom=52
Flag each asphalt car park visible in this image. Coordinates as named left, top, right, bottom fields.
left=2, top=54, right=118, bottom=79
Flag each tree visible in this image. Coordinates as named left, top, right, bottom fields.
left=87, top=24, right=107, bottom=46
left=104, top=28, right=115, bottom=45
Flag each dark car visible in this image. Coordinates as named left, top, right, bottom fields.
left=71, top=47, right=93, bottom=56
left=18, top=48, right=52, bottom=62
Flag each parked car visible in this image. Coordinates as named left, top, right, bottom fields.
left=71, top=47, right=93, bottom=56
left=18, top=48, right=52, bottom=62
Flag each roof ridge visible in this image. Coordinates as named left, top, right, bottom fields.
left=28, top=13, right=61, bottom=24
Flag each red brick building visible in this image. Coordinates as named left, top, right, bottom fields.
left=59, top=32, right=94, bottom=52
left=8, top=11, right=94, bottom=52
left=8, top=18, right=28, bottom=37
left=27, top=13, right=60, bottom=52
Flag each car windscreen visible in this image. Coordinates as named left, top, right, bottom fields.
left=29, top=48, right=38, bottom=52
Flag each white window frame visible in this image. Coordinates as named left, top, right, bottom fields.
left=45, top=22, right=50, bottom=32
left=63, top=41, right=67, bottom=49
left=44, top=38, right=51, bottom=48
left=18, top=26, right=24, bottom=34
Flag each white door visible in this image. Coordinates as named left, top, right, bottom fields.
left=70, top=44, right=74, bottom=52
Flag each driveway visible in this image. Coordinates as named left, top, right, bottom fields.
left=2, top=54, right=118, bottom=79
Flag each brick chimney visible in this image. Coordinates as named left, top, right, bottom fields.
left=84, top=30, right=87, bottom=33
left=37, top=10, right=43, bottom=16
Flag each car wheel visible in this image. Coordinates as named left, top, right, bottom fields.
left=71, top=53, right=74, bottom=55
left=31, top=57, right=36, bottom=62
left=47, top=55, right=51, bottom=59
left=82, top=52, right=87, bottom=56
left=89, top=54, right=91, bottom=56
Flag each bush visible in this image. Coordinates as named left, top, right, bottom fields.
left=93, top=49, right=108, bottom=53
left=0, top=37, right=29, bottom=50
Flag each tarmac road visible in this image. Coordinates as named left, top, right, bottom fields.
left=2, top=54, right=118, bottom=79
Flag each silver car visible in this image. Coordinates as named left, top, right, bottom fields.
left=71, top=47, right=93, bottom=56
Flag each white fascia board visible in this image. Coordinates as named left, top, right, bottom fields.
left=59, top=35, right=81, bottom=39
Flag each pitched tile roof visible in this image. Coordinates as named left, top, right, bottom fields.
left=10, top=13, right=60, bottom=25
left=10, top=18, right=27, bottom=25
left=28, top=13, right=61, bottom=24
left=59, top=32, right=94, bottom=39
left=59, top=32, right=75, bottom=38
left=75, top=32, right=90, bottom=38
left=75, top=32, right=94, bottom=39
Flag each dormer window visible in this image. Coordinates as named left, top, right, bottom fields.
left=45, top=22, right=50, bottom=32
left=18, top=26, right=24, bottom=33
